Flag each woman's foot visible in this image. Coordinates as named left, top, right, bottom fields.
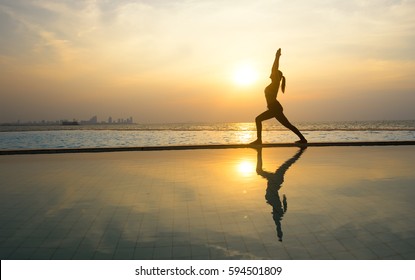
left=295, top=139, right=308, bottom=144
left=249, top=139, right=262, bottom=145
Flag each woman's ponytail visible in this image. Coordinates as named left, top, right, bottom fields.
left=281, top=75, right=286, bottom=93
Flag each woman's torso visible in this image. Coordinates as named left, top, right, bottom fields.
left=265, top=68, right=284, bottom=111
left=265, top=83, right=282, bottom=111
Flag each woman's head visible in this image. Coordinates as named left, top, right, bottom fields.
left=270, top=69, right=282, bottom=80
left=270, top=70, right=286, bottom=93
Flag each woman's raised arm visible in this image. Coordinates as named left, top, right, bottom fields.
left=271, top=48, right=282, bottom=74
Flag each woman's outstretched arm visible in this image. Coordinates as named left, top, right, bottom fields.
left=271, top=48, right=282, bottom=74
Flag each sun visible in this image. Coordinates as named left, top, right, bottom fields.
left=232, top=64, right=258, bottom=86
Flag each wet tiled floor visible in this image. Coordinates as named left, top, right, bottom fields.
left=1, top=146, right=415, bottom=259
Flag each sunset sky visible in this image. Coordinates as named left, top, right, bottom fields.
left=1, top=0, right=414, bottom=123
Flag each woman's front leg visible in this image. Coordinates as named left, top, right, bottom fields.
left=254, top=110, right=276, bottom=142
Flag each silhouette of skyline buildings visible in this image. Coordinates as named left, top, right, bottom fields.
left=2, top=115, right=134, bottom=125
left=81, top=115, right=134, bottom=125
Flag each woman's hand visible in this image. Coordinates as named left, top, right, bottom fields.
left=276, top=48, right=282, bottom=57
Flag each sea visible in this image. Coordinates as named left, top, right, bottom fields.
left=0, top=120, right=414, bottom=150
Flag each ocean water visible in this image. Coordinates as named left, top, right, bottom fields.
left=0, top=120, right=414, bottom=150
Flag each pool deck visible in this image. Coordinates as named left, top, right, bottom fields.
left=1, top=140, right=415, bottom=155
left=1, top=143, right=415, bottom=260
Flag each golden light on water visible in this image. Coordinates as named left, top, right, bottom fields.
left=237, top=160, right=255, bottom=177
left=233, top=123, right=256, bottom=144
left=237, top=131, right=254, bottom=144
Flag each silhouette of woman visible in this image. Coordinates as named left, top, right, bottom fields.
left=251, top=48, right=307, bottom=145
left=255, top=147, right=306, bottom=241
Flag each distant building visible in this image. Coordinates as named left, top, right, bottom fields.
left=62, top=120, right=79, bottom=125
left=89, top=115, right=98, bottom=124
left=79, top=115, right=98, bottom=125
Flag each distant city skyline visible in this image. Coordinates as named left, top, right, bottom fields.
left=1, top=115, right=134, bottom=125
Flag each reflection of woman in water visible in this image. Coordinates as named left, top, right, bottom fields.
left=256, top=147, right=306, bottom=241
left=251, top=48, right=307, bottom=145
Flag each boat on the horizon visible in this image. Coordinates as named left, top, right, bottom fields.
left=62, top=121, right=79, bottom=126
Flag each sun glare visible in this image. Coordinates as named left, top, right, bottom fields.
left=233, top=64, right=258, bottom=86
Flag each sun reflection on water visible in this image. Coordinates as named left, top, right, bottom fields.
left=237, top=160, right=255, bottom=177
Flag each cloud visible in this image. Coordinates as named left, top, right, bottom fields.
left=0, top=0, right=414, bottom=122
